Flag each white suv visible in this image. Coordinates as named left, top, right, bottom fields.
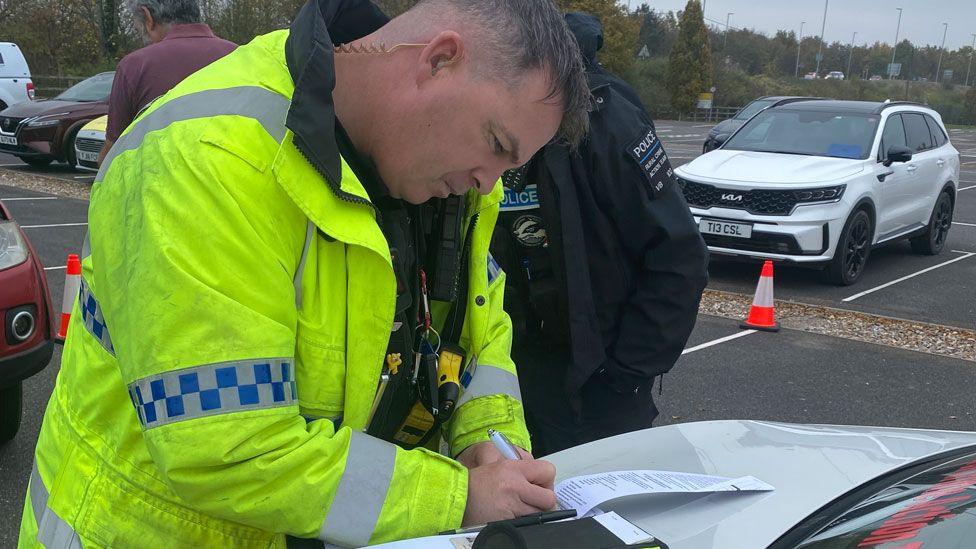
left=675, top=100, right=960, bottom=285
left=0, top=43, right=34, bottom=110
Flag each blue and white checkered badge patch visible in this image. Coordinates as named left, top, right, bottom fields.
left=128, top=359, right=297, bottom=429
left=487, top=252, right=502, bottom=285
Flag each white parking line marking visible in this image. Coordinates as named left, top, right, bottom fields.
left=682, top=330, right=758, bottom=355
left=657, top=129, right=673, bottom=133
left=842, top=252, right=976, bottom=302
left=953, top=221, right=976, bottom=227
left=958, top=185, right=976, bottom=191
left=20, top=222, right=88, bottom=229
left=0, top=163, right=26, bottom=167
left=44, top=265, right=66, bottom=271
left=692, top=124, right=713, bottom=128
left=0, top=196, right=57, bottom=201
left=73, top=175, right=94, bottom=180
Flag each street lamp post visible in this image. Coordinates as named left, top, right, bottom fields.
left=890, top=7, right=903, bottom=79
left=847, top=32, right=857, bottom=78
left=815, top=0, right=829, bottom=76
left=966, top=33, right=976, bottom=87
left=795, top=21, right=806, bottom=78
left=935, top=22, right=948, bottom=82
left=724, top=12, right=734, bottom=49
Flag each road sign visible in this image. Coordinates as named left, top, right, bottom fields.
left=815, top=53, right=823, bottom=62
left=943, top=69, right=954, bottom=81
left=697, top=92, right=714, bottom=109
left=638, top=45, right=650, bottom=59
left=887, top=63, right=902, bottom=77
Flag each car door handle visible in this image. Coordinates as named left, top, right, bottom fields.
left=906, top=165, right=918, bottom=172
left=937, top=159, right=946, bottom=166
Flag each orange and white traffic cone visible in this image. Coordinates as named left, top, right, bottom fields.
left=56, top=254, right=81, bottom=341
left=740, top=260, right=780, bottom=332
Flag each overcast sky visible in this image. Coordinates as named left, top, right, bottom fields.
left=629, top=0, right=976, bottom=50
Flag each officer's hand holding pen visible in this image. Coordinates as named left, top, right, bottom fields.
left=456, top=433, right=534, bottom=469
left=459, top=430, right=558, bottom=527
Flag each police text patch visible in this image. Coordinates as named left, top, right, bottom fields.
left=627, top=126, right=675, bottom=199
left=500, top=183, right=540, bottom=211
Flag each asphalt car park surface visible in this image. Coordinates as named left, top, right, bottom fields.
left=0, top=122, right=974, bottom=545
left=0, top=151, right=96, bottom=183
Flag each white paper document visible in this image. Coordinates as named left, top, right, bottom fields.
left=556, top=469, right=775, bottom=516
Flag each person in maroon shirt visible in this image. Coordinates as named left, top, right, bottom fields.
left=98, top=0, right=236, bottom=164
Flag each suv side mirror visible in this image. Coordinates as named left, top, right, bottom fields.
left=884, top=145, right=913, bottom=167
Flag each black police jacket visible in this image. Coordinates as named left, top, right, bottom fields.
left=518, top=78, right=709, bottom=400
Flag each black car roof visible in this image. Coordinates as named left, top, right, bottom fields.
left=772, top=99, right=928, bottom=114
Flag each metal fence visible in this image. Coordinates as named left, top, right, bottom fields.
left=647, top=105, right=742, bottom=123
left=32, top=75, right=88, bottom=98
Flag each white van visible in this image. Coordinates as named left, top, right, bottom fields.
left=0, top=43, right=34, bottom=111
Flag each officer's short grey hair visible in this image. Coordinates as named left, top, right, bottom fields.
left=127, top=0, right=201, bottom=26
left=409, top=0, right=590, bottom=148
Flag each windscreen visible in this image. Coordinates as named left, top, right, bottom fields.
left=723, top=109, right=880, bottom=160
left=56, top=72, right=114, bottom=102
left=797, top=452, right=976, bottom=548
left=734, top=99, right=776, bottom=120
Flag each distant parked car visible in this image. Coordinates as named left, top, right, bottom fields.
left=804, top=72, right=818, bottom=80
left=74, top=115, right=106, bottom=171
left=0, top=43, right=35, bottom=111
left=676, top=100, right=960, bottom=285
left=826, top=71, right=845, bottom=80
left=869, top=75, right=884, bottom=82
left=0, top=199, right=55, bottom=443
left=704, top=96, right=822, bottom=153
left=0, top=71, right=113, bottom=168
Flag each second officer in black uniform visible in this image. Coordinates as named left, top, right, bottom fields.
left=491, top=12, right=709, bottom=456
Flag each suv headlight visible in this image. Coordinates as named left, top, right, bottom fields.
left=794, top=185, right=846, bottom=204
left=0, top=220, right=29, bottom=270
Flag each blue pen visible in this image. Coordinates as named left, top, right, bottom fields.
left=487, top=428, right=521, bottom=460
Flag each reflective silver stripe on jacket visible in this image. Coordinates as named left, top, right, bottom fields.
left=78, top=278, right=114, bottom=356
left=30, top=462, right=83, bottom=549
left=319, top=432, right=396, bottom=547
left=456, top=364, right=522, bottom=409
left=295, top=220, right=315, bottom=309
left=127, top=359, right=297, bottom=429
left=96, top=85, right=291, bottom=183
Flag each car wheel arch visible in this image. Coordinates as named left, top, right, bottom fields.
left=850, top=197, right=877, bottom=244
left=941, top=182, right=956, bottom=205
left=60, top=118, right=93, bottom=159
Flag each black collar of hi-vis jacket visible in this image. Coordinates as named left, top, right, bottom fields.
left=284, top=0, right=389, bottom=187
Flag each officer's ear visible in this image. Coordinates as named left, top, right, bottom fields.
left=416, top=31, right=464, bottom=85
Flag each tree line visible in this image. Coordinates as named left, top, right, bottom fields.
left=0, top=0, right=636, bottom=76
left=2, top=0, right=974, bottom=122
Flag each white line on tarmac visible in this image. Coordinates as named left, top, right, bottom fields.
left=43, top=265, right=66, bottom=271
left=20, top=222, right=88, bottom=229
left=73, top=175, right=94, bottom=180
left=692, top=124, right=713, bottom=128
left=682, top=330, right=757, bottom=355
left=953, top=221, right=976, bottom=227
left=958, top=185, right=976, bottom=191
left=842, top=252, right=976, bottom=302
left=0, top=163, right=25, bottom=167
left=0, top=196, right=57, bottom=201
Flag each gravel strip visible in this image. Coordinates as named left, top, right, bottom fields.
left=700, top=289, right=976, bottom=363
left=0, top=170, right=91, bottom=200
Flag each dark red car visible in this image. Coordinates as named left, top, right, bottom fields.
left=0, top=200, right=54, bottom=443
left=0, top=71, right=113, bottom=168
